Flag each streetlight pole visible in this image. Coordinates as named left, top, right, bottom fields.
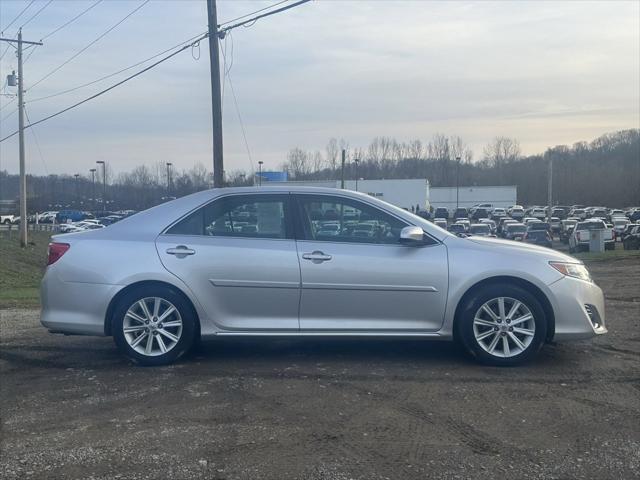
left=456, top=156, right=461, bottom=211
left=258, top=161, right=263, bottom=186
left=96, top=161, right=106, bottom=213
left=166, top=162, right=172, bottom=197
left=354, top=159, right=360, bottom=192
left=74, top=174, right=80, bottom=207
left=90, top=169, right=96, bottom=213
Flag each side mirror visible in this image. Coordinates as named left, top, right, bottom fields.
left=400, top=226, right=425, bottom=245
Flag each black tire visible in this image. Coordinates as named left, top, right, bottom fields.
left=112, top=285, right=197, bottom=366
left=457, top=283, right=547, bottom=366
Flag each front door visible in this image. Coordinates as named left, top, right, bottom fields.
left=156, top=193, right=300, bottom=331
left=294, top=194, right=448, bottom=331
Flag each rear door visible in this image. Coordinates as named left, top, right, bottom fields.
left=156, top=193, right=301, bottom=331
left=293, top=193, right=448, bottom=331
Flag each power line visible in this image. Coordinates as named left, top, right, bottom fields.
left=218, top=0, right=289, bottom=27
left=0, top=0, right=36, bottom=33
left=0, top=33, right=208, bottom=143
left=20, top=0, right=54, bottom=29
left=40, top=0, right=103, bottom=41
left=219, top=0, right=312, bottom=34
left=27, top=30, right=207, bottom=104
left=23, top=104, right=48, bottom=174
left=28, top=0, right=151, bottom=92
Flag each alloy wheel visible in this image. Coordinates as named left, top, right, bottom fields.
left=123, top=297, right=183, bottom=356
left=472, top=297, right=535, bottom=358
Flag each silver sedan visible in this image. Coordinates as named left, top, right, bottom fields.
left=41, top=187, right=606, bottom=366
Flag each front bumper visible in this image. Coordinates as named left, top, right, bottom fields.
left=547, top=276, right=607, bottom=340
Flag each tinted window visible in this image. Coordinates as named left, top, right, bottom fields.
left=297, top=195, right=408, bottom=244
left=167, top=195, right=290, bottom=239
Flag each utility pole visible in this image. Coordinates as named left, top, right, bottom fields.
left=354, top=159, right=360, bottom=192
left=547, top=154, right=553, bottom=222
left=1, top=30, right=43, bottom=247
left=258, top=161, right=263, bottom=186
left=96, top=161, right=106, bottom=213
left=90, top=168, right=96, bottom=213
left=340, top=149, right=346, bottom=189
left=166, top=162, right=172, bottom=196
left=207, top=0, right=224, bottom=188
left=456, top=156, right=461, bottom=211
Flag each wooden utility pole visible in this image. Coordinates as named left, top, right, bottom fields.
left=340, top=149, right=346, bottom=188
left=207, top=0, right=224, bottom=188
left=0, top=30, right=43, bottom=247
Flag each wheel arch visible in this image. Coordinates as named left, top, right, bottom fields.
left=452, top=276, right=555, bottom=343
left=104, top=280, right=201, bottom=338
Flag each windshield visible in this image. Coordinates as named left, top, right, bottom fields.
left=470, top=225, right=490, bottom=234
left=577, top=221, right=606, bottom=230
left=507, top=225, right=526, bottom=233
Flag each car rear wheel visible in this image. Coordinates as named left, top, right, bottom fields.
left=457, top=284, right=547, bottom=366
left=112, top=286, right=197, bottom=366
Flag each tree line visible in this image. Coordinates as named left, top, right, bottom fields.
left=0, top=128, right=637, bottom=213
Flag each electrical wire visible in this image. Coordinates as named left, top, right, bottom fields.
left=20, top=0, right=54, bottom=29
left=28, top=0, right=151, bottom=92
left=0, top=33, right=208, bottom=143
left=40, top=0, right=103, bottom=41
left=24, top=104, right=49, bottom=174
left=218, top=0, right=289, bottom=27
left=219, top=0, right=311, bottom=34
left=0, top=0, right=36, bottom=33
left=27, top=31, right=207, bottom=104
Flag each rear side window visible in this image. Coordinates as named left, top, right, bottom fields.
left=166, top=194, right=291, bottom=239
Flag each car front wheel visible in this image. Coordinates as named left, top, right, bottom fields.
left=457, top=284, right=547, bottom=366
left=112, top=286, right=197, bottom=366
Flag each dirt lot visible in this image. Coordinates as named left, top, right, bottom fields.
left=1, top=256, right=639, bottom=480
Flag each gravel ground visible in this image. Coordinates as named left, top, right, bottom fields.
left=1, top=257, right=639, bottom=480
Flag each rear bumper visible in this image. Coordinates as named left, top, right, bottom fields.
left=40, top=269, right=122, bottom=336
left=548, top=276, right=607, bottom=340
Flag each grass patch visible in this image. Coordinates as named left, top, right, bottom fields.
left=0, top=231, right=51, bottom=308
left=574, top=248, right=640, bottom=263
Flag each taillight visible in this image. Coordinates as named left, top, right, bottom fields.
left=47, top=242, right=70, bottom=266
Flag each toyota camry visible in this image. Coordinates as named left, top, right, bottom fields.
left=41, top=187, right=606, bottom=366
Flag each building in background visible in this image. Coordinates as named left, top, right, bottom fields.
left=429, top=185, right=517, bottom=211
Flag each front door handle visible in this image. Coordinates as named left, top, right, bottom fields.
left=302, top=251, right=332, bottom=263
left=166, top=245, right=196, bottom=257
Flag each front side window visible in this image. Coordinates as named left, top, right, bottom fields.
left=167, top=194, right=290, bottom=239
left=297, top=195, right=407, bottom=244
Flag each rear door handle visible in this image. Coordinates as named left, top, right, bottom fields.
left=302, top=251, right=332, bottom=263
left=166, top=245, right=196, bottom=256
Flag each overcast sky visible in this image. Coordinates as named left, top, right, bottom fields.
left=0, top=0, right=638, bottom=177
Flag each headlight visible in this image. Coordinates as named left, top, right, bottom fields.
left=549, top=261, right=592, bottom=282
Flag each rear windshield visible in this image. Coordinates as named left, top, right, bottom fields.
left=507, top=225, right=526, bottom=233
left=470, top=225, right=490, bottom=234
left=527, top=231, right=548, bottom=238
left=449, top=224, right=465, bottom=232
left=577, top=221, right=606, bottom=230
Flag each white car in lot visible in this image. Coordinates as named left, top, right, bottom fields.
left=569, top=219, right=615, bottom=253
left=491, top=208, right=507, bottom=219
left=41, top=187, right=606, bottom=367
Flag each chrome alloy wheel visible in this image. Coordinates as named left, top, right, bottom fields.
left=472, top=297, right=535, bottom=358
left=123, top=297, right=183, bottom=356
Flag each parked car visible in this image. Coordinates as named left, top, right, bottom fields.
left=498, top=217, right=517, bottom=236
left=478, top=218, right=497, bottom=234
left=622, top=225, right=640, bottom=250
left=612, top=217, right=630, bottom=239
left=491, top=208, right=507, bottom=220
left=455, top=219, right=471, bottom=231
left=434, top=207, right=449, bottom=220
left=41, top=187, right=607, bottom=367
left=453, top=208, right=468, bottom=220
left=448, top=223, right=467, bottom=236
left=56, top=210, right=89, bottom=224
left=503, top=223, right=527, bottom=241
left=433, top=218, right=448, bottom=230
left=468, top=224, right=494, bottom=237
left=620, top=223, right=639, bottom=242
left=608, top=209, right=626, bottom=222
left=560, top=219, right=578, bottom=243
left=471, top=208, right=489, bottom=221
left=1, top=214, right=16, bottom=225
left=549, top=217, right=561, bottom=234
left=570, top=208, right=586, bottom=220
left=508, top=206, right=525, bottom=221
left=569, top=219, right=615, bottom=253
left=530, top=208, right=546, bottom=220
left=527, top=222, right=551, bottom=232
left=523, top=229, right=553, bottom=248
left=523, top=217, right=541, bottom=226
left=589, top=208, right=608, bottom=220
